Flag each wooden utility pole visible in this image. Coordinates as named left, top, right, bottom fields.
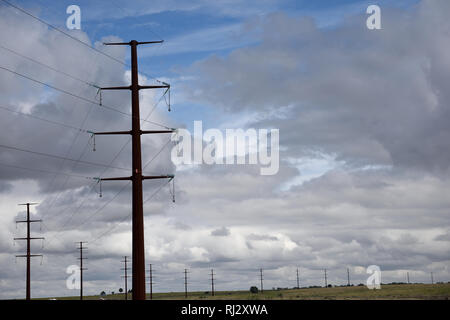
left=296, top=268, right=300, bottom=288
left=347, top=268, right=350, bottom=286
left=96, top=40, right=175, bottom=300
left=210, top=269, right=215, bottom=296
left=77, top=242, right=88, bottom=300
left=259, top=268, right=264, bottom=293
left=14, top=202, right=43, bottom=300
left=184, top=268, right=189, bottom=298
left=324, top=269, right=328, bottom=288
left=121, top=256, right=130, bottom=300
left=407, top=272, right=410, bottom=284
left=148, top=263, right=153, bottom=300
left=431, top=272, right=434, bottom=284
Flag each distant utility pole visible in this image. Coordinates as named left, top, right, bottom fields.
left=148, top=263, right=153, bottom=300
left=184, top=269, right=189, bottom=298
left=296, top=268, right=300, bottom=289
left=210, top=269, right=215, bottom=296
left=407, top=272, right=410, bottom=284
left=14, top=202, right=43, bottom=300
left=431, top=272, right=434, bottom=285
left=324, top=269, right=328, bottom=288
left=347, top=268, right=351, bottom=286
left=96, top=40, right=175, bottom=300
left=77, top=242, right=88, bottom=300
left=259, top=268, right=264, bottom=293
left=121, top=256, right=130, bottom=300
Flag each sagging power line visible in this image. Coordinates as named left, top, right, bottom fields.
left=0, top=65, right=171, bottom=129
left=0, top=0, right=167, bottom=86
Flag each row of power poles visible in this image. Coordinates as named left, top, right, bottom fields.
left=10, top=203, right=438, bottom=300
left=12, top=39, right=175, bottom=301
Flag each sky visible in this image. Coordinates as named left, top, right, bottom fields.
left=0, top=0, right=449, bottom=299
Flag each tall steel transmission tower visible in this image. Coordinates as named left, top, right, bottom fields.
left=94, top=40, right=175, bottom=300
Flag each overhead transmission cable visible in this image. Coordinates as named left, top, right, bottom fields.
left=0, top=0, right=167, bottom=85
left=0, top=43, right=100, bottom=90
left=0, top=142, right=133, bottom=172
left=42, top=92, right=174, bottom=247
left=0, top=104, right=90, bottom=133
left=0, top=65, right=171, bottom=129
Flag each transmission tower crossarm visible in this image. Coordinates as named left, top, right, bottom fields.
left=16, top=219, right=42, bottom=223
left=15, top=254, right=42, bottom=257
left=14, top=237, right=44, bottom=240
left=100, top=86, right=131, bottom=90
left=93, top=129, right=175, bottom=135
left=143, top=175, right=174, bottom=180
left=99, top=84, right=170, bottom=91
left=141, top=129, right=175, bottom=134
left=99, top=176, right=132, bottom=181
left=103, top=41, right=164, bottom=46
left=139, top=85, right=170, bottom=90
left=93, top=130, right=132, bottom=135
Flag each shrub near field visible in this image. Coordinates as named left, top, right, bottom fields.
left=45, top=283, right=450, bottom=300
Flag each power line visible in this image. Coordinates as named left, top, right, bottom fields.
left=0, top=0, right=167, bottom=85
left=0, top=104, right=90, bottom=133
left=88, top=178, right=172, bottom=245
left=42, top=132, right=172, bottom=248
left=0, top=142, right=132, bottom=172
left=0, top=161, right=93, bottom=180
left=38, top=83, right=170, bottom=239
left=0, top=0, right=125, bottom=66
left=65, top=138, right=173, bottom=232
left=0, top=43, right=100, bottom=209
left=0, top=43, right=100, bottom=89
left=42, top=100, right=96, bottom=212
left=10, top=92, right=171, bottom=248
left=0, top=65, right=171, bottom=129
left=73, top=181, right=131, bottom=230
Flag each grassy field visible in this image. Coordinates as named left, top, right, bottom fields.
left=46, top=283, right=450, bottom=300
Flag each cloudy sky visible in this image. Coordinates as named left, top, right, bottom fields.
left=0, top=0, right=449, bottom=299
